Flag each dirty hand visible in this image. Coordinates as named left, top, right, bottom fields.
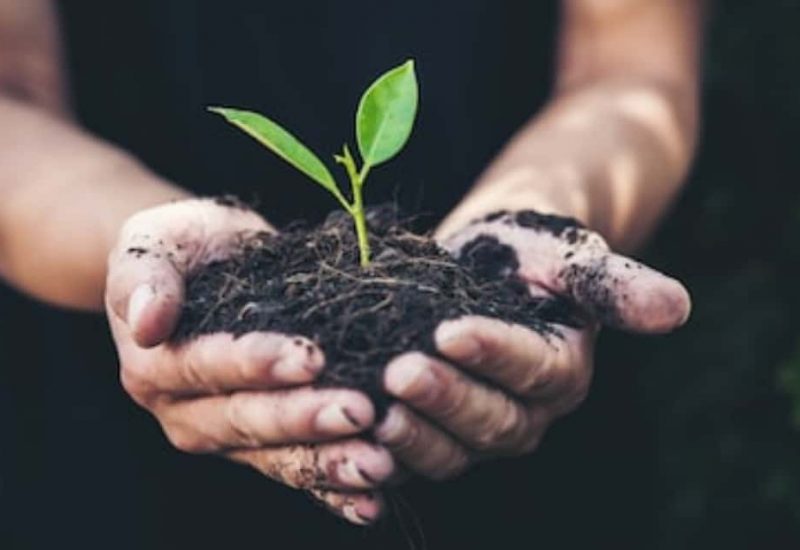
left=375, top=210, right=691, bottom=480
left=105, top=198, right=394, bottom=525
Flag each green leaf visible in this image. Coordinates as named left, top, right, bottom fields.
left=208, top=107, right=342, bottom=200
left=356, top=59, right=419, bottom=168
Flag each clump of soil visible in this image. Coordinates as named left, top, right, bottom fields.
left=173, top=205, right=577, bottom=413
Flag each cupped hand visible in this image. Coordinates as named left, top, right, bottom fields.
left=106, top=198, right=394, bottom=525
left=374, top=210, right=690, bottom=480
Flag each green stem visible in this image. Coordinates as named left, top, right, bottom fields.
left=358, top=163, right=371, bottom=183
left=336, top=145, right=372, bottom=267
left=352, top=182, right=370, bottom=267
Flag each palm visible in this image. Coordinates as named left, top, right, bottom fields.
left=375, top=210, right=690, bottom=481
left=106, top=199, right=390, bottom=526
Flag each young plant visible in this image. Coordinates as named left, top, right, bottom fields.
left=209, top=60, right=419, bottom=267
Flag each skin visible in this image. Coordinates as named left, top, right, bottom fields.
left=368, top=0, right=703, bottom=509
left=0, top=0, right=701, bottom=525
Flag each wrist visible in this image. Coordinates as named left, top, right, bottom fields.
left=436, top=174, right=587, bottom=241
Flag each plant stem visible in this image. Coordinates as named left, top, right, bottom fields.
left=351, top=174, right=370, bottom=267
left=335, top=145, right=372, bottom=267
left=358, top=163, right=371, bottom=183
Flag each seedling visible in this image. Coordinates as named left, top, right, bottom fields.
left=210, top=60, right=419, bottom=267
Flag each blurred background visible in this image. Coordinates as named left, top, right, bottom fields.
left=2, top=1, right=800, bottom=549
left=636, top=1, right=800, bottom=546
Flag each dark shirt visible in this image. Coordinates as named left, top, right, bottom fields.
left=60, top=1, right=557, bottom=226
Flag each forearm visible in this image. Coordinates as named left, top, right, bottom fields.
left=438, top=76, right=698, bottom=252
left=0, top=95, right=190, bottom=311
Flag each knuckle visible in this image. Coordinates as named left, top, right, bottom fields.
left=236, top=335, right=272, bottom=382
left=519, top=353, right=558, bottom=397
left=470, top=436, right=494, bottom=453
left=225, top=394, right=261, bottom=447
left=552, top=376, right=590, bottom=417
left=430, top=376, right=470, bottom=419
left=518, top=431, right=543, bottom=455
left=104, top=269, right=128, bottom=310
left=242, top=360, right=272, bottom=386
left=163, top=426, right=206, bottom=454
left=570, top=376, right=591, bottom=406
left=516, top=412, right=548, bottom=455
left=385, top=410, right=421, bottom=452
left=470, top=425, right=500, bottom=452
left=119, top=362, right=154, bottom=401
left=284, top=447, right=319, bottom=488
left=496, top=404, right=525, bottom=443
left=429, top=447, right=471, bottom=481
left=181, top=350, right=210, bottom=392
left=516, top=365, right=544, bottom=397
left=472, top=401, right=523, bottom=451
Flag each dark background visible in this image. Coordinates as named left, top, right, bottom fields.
left=2, top=1, right=800, bottom=549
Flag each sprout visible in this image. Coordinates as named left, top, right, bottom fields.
left=209, top=60, right=419, bottom=267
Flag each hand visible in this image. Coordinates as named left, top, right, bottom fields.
left=374, top=210, right=690, bottom=479
left=106, top=198, right=395, bottom=525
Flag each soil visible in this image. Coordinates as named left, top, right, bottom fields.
left=173, top=204, right=579, bottom=414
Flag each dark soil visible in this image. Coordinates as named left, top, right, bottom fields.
left=173, top=205, right=579, bottom=413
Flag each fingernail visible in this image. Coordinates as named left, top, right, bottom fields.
left=358, top=468, right=377, bottom=484
left=436, top=324, right=483, bottom=364
left=272, top=355, right=306, bottom=382
left=315, top=404, right=363, bottom=434
left=273, top=349, right=323, bottom=382
left=337, top=460, right=375, bottom=488
left=355, top=493, right=383, bottom=524
left=385, top=358, right=437, bottom=399
left=435, top=320, right=463, bottom=344
left=343, top=504, right=371, bottom=526
left=279, top=338, right=324, bottom=377
left=128, top=284, right=155, bottom=329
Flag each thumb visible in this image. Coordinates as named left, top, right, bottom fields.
left=106, top=246, right=185, bottom=348
left=105, top=198, right=272, bottom=347
left=556, top=251, right=691, bottom=334
left=437, top=212, right=691, bottom=334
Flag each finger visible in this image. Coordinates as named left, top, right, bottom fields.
left=308, top=489, right=385, bottom=526
left=106, top=198, right=270, bottom=347
left=131, top=332, right=325, bottom=395
left=383, top=352, right=534, bottom=454
left=435, top=316, right=575, bottom=400
left=554, top=251, right=691, bottom=333
left=106, top=251, right=184, bottom=348
left=438, top=214, right=691, bottom=334
left=159, top=387, right=375, bottom=452
left=375, top=403, right=471, bottom=480
left=228, top=439, right=395, bottom=492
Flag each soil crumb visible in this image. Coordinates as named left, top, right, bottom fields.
left=174, top=205, right=578, bottom=413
